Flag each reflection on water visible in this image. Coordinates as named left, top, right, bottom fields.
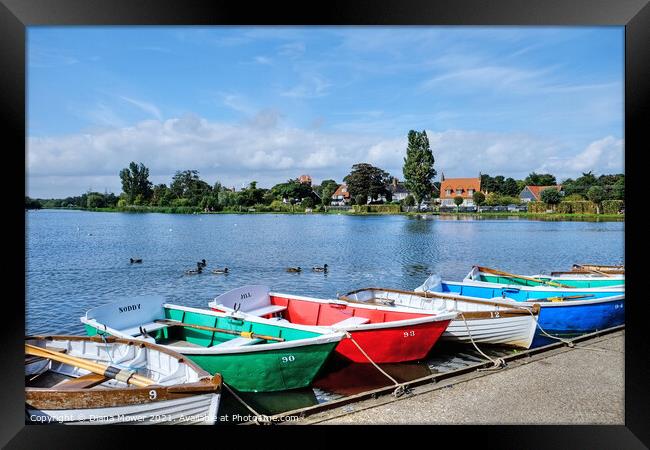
left=217, top=342, right=519, bottom=421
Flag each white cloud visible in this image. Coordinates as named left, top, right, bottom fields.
left=26, top=114, right=624, bottom=198
left=537, top=136, right=624, bottom=176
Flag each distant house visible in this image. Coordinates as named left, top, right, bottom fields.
left=331, top=183, right=351, bottom=206
left=388, top=178, right=410, bottom=202
left=298, top=174, right=312, bottom=186
left=519, top=185, right=562, bottom=203
left=439, top=177, right=482, bottom=207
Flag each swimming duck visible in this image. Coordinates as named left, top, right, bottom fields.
left=185, top=263, right=203, bottom=275
left=212, top=267, right=229, bottom=274
left=312, top=264, right=328, bottom=272
left=197, top=259, right=207, bottom=267
left=130, top=258, right=143, bottom=264
left=286, top=267, right=302, bottom=273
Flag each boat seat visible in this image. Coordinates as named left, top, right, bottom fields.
left=244, top=304, right=287, bottom=317
left=121, top=321, right=169, bottom=338
left=331, top=317, right=370, bottom=328
left=212, top=337, right=263, bottom=349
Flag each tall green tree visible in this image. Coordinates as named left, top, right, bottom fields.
left=344, top=163, right=390, bottom=204
left=119, top=162, right=153, bottom=204
left=402, top=130, right=436, bottom=209
left=270, top=179, right=314, bottom=204
left=473, top=191, right=486, bottom=209
left=170, top=170, right=212, bottom=205
left=587, top=185, right=606, bottom=214
left=502, top=178, right=520, bottom=197
left=318, top=179, right=339, bottom=206
left=524, top=172, right=557, bottom=186
left=453, top=195, right=464, bottom=212
left=540, top=188, right=562, bottom=210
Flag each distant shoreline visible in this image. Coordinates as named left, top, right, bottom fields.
left=30, top=207, right=624, bottom=221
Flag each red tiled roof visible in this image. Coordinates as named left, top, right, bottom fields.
left=525, top=185, right=562, bottom=201
left=332, top=183, right=350, bottom=199
left=298, top=175, right=312, bottom=184
left=440, top=178, right=481, bottom=199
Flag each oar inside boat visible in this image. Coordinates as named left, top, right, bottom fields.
left=572, top=264, right=613, bottom=278
left=474, top=265, right=572, bottom=288
left=525, top=294, right=595, bottom=303
left=25, top=343, right=156, bottom=387
left=154, top=319, right=286, bottom=342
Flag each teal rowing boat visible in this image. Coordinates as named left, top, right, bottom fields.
left=81, top=296, right=344, bottom=392
left=466, top=266, right=624, bottom=289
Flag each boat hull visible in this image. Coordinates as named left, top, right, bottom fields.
left=27, top=393, right=220, bottom=425
left=84, top=324, right=338, bottom=393
left=443, top=315, right=536, bottom=349
left=334, top=319, right=450, bottom=363
left=417, top=276, right=625, bottom=346
left=527, top=298, right=625, bottom=346
left=339, top=288, right=538, bottom=349
left=267, top=293, right=453, bottom=363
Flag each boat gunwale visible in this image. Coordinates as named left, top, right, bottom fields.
left=464, top=267, right=625, bottom=293
left=338, top=286, right=542, bottom=315
left=81, top=304, right=346, bottom=355
left=266, top=291, right=458, bottom=330
left=421, top=280, right=625, bottom=307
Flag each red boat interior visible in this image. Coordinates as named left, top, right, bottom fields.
left=266, top=294, right=431, bottom=327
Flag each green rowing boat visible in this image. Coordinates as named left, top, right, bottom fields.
left=466, top=266, right=624, bottom=289
left=81, top=296, right=344, bottom=392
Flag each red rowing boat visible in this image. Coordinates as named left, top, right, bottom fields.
left=208, top=285, right=456, bottom=364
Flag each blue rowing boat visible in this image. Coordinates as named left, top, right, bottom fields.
left=415, top=275, right=625, bottom=347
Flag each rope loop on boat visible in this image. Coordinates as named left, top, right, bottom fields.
left=456, top=313, right=506, bottom=371
left=344, top=332, right=409, bottom=398
left=507, top=304, right=574, bottom=348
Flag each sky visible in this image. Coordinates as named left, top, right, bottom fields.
left=27, top=26, right=624, bottom=198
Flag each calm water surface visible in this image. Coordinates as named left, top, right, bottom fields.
left=26, top=209, right=624, bottom=335
left=26, top=210, right=624, bottom=419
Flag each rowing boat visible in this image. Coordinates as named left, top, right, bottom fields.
left=466, top=265, right=624, bottom=289
left=80, top=296, right=345, bottom=392
left=25, top=335, right=221, bottom=424
left=416, top=275, right=625, bottom=347
left=338, top=286, right=540, bottom=349
left=208, top=285, right=456, bottom=364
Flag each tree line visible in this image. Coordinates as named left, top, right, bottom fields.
left=25, top=130, right=623, bottom=212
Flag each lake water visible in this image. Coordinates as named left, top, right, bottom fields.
left=25, top=210, right=624, bottom=419
left=26, top=209, right=624, bottom=335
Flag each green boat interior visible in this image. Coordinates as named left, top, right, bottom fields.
left=85, top=300, right=322, bottom=350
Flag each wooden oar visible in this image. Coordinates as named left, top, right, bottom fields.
left=572, top=264, right=613, bottom=278
left=532, top=294, right=595, bottom=303
left=475, top=266, right=572, bottom=288
left=25, top=344, right=155, bottom=387
left=155, top=319, right=285, bottom=342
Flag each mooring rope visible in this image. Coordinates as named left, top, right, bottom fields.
left=344, top=332, right=408, bottom=397
left=222, top=382, right=269, bottom=425
left=508, top=303, right=575, bottom=348
left=456, top=312, right=506, bottom=371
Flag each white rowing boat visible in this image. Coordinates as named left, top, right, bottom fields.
left=339, top=284, right=540, bottom=349
left=25, top=335, right=222, bottom=425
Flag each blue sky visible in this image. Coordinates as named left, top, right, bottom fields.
left=27, top=26, right=624, bottom=198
